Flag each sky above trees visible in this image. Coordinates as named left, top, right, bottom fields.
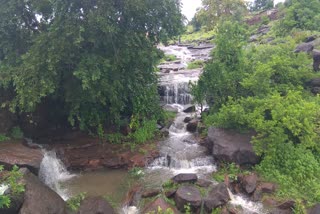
left=181, top=0, right=285, bottom=21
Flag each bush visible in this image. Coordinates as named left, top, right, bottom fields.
left=10, top=127, right=23, bottom=139
left=0, top=134, right=9, bottom=142
left=67, top=192, right=86, bottom=211
left=130, top=119, right=158, bottom=144
left=187, top=60, right=205, bottom=69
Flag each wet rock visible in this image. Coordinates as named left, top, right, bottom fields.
left=258, top=25, right=270, bottom=35
left=123, top=185, right=142, bottom=207
left=294, top=42, right=314, bottom=53
left=188, top=44, right=214, bottom=50
left=174, top=185, right=202, bottom=212
left=183, top=116, right=192, bottom=123
left=305, top=35, right=317, bottom=43
left=240, top=173, right=258, bottom=194
left=143, top=197, right=179, bottom=214
left=160, top=128, right=170, bottom=137
left=313, top=49, right=320, bottom=71
left=270, top=209, right=293, bottom=214
left=0, top=143, right=43, bottom=175
left=196, top=179, right=212, bottom=188
left=172, top=173, right=197, bottom=184
left=183, top=105, right=196, bottom=113
left=142, top=189, right=161, bottom=198
left=204, top=183, right=230, bottom=212
left=308, top=203, right=320, bottom=214
left=77, top=196, right=116, bottom=214
left=165, top=189, right=177, bottom=198
left=277, top=200, right=295, bottom=210
left=19, top=168, right=67, bottom=214
left=186, top=119, right=198, bottom=133
left=207, top=127, right=260, bottom=166
left=252, top=182, right=276, bottom=201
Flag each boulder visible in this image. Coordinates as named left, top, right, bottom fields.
left=204, top=183, right=230, bottom=212
left=183, top=105, right=196, bottom=113
left=183, top=117, right=192, bottom=123
left=294, top=43, right=314, bottom=53
left=313, top=49, right=320, bottom=71
left=0, top=143, right=43, bottom=175
left=240, top=173, right=258, bottom=194
left=308, top=78, right=320, bottom=87
left=143, top=197, right=179, bottom=214
left=174, top=185, right=202, bottom=212
left=196, top=179, right=212, bottom=188
left=252, top=182, right=276, bottom=201
left=77, top=196, right=116, bottom=214
left=141, top=189, right=161, bottom=198
left=19, top=169, right=68, bottom=214
left=186, top=119, right=198, bottom=133
left=308, top=203, right=320, bottom=214
left=165, top=189, right=177, bottom=198
left=258, top=25, right=270, bottom=35
left=305, top=35, right=317, bottom=43
left=172, top=173, right=197, bottom=184
left=207, top=127, right=260, bottom=166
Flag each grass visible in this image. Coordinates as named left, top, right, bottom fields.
left=187, top=60, right=205, bottom=69
left=181, top=29, right=216, bottom=44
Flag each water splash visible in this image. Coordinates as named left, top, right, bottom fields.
left=0, top=184, right=9, bottom=195
left=39, top=150, right=75, bottom=200
left=120, top=206, right=139, bottom=214
left=228, top=189, right=267, bottom=214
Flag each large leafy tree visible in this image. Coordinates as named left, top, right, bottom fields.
left=0, top=0, right=183, bottom=132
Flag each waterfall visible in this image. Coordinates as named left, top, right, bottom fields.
left=39, top=150, right=75, bottom=200
left=227, top=189, right=267, bottom=214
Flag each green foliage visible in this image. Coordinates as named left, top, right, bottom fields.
left=162, top=180, right=179, bottom=190
left=0, top=165, right=25, bottom=209
left=180, top=29, right=215, bottom=43
left=0, top=0, right=184, bottom=134
left=163, top=54, right=177, bottom=62
left=106, top=133, right=125, bottom=145
left=212, top=207, right=222, bottom=214
left=128, top=167, right=145, bottom=178
left=184, top=203, right=192, bottom=214
left=192, top=20, right=248, bottom=109
left=251, top=0, right=274, bottom=11
left=212, top=163, right=248, bottom=182
left=187, top=60, right=205, bottom=69
left=10, top=126, right=23, bottom=139
left=130, top=119, right=158, bottom=144
left=0, top=134, right=9, bottom=142
left=146, top=206, right=175, bottom=214
left=67, top=192, right=86, bottom=211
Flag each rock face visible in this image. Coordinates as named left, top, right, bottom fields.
left=313, top=49, right=320, bottom=71
left=183, top=105, right=196, bottom=113
left=0, top=143, right=43, bottom=174
left=77, top=196, right=116, bottom=214
left=308, top=203, right=320, bottom=214
left=174, top=185, right=202, bottom=212
left=186, top=119, right=198, bottom=133
left=294, top=42, right=314, bottom=53
left=240, top=173, right=258, bottom=194
left=19, top=169, right=67, bottom=214
left=204, top=183, right=230, bottom=212
left=207, top=127, right=260, bottom=166
left=143, top=197, right=179, bottom=214
left=172, top=173, right=198, bottom=184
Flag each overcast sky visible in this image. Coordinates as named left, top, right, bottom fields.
left=181, top=0, right=285, bottom=21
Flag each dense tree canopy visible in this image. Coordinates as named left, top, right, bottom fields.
left=0, top=0, right=183, bottom=133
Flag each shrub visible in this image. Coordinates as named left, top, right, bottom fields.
left=67, top=192, right=86, bottom=211
left=187, top=60, right=205, bottom=69
left=10, top=127, right=23, bottom=139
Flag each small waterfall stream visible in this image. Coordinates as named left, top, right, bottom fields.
left=39, top=150, right=75, bottom=200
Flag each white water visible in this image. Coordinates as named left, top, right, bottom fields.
left=0, top=184, right=9, bottom=195
left=121, top=206, right=139, bottom=214
left=228, top=189, right=267, bottom=214
left=39, top=150, right=75, bottom=200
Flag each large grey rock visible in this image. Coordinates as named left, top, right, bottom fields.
left=0, top=143, right=43, bottom=175
left=172, top=173, right=198, bottom=184
left=313, top=49, right=320, bottom=71
left=240, top=173, right=258, bottom=194
left=19, top=169, right=67, bottom=214
left=207, top=127, right=260, bottom=166
left=77, top=196, right=116, bottom=214
left=294, top=43, right=314, bottom=53
left=174, top=185, right=202, bottom=212
left=204, top=183, right=230, bottom=212
left=308, top=203, right=320, bottom=214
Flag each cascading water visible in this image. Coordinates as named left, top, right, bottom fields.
left=39, top=150, right=75, bottom=200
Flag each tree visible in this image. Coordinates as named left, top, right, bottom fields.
left=251, top=0, right=274, bottom=11
left=0, top=0, right=184, bottom=133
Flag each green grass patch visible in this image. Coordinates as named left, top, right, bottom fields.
left=187, top=60, right=205, bottom=69
left=181, top=29, right=216, bottom=43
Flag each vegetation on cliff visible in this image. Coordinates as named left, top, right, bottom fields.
left=191, top=0, right=320, bottom=210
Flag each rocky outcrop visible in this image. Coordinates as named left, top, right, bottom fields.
left=172, top=173, right=197, bottom=184
left=0, top=143, right=43, bottom=174
left=294, top=43, right=314, bottom=53
left=246, top=9, right=279, bottom=25
left=207, top=127, right=260, bottom=166
left=143, top=197, right=179, bottom=214
left=313, top=49, right=320, bottom=71
left=240, top=173, right=258, bottom=194
left=77, top=196, right=116, bottom=214
left=19, top=169, right=67, bottom=214
left=308, top=203, right=320, bottom=214
left=204, top=183, right=230, bottom=212
left=174, top=185, right=202, bottom=212
left=252, top=182, right=276, bottom=201
left=186, top=119, right=198, bottom=133
left=183, top=105, right=196, bottom=113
